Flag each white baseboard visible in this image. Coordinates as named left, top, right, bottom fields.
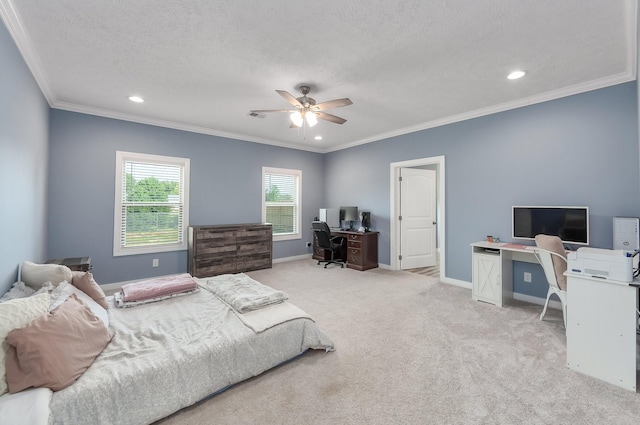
left=273, top=254, right=312, bottom=263
left=440, top=277, right=471, bottom=289
left=513, top=292, right=561, bottom=309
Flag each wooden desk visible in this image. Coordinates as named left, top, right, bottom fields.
left=313, top=230, right=379, bottom=271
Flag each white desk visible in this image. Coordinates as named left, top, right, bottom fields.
left=471, top=241, right=541, bottom=307
left=565, top=272, right=639, bottom=391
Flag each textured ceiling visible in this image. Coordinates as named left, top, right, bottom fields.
left=0, top=0, right=636, bottom=152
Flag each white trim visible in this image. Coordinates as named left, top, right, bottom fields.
left=513, top=292, right=562, bottom=309
left=1, top=0, right=635, bottom=155
left=440, top=277, right=471, bottom=289
left=273, top=254, right=312, bottom=263
left=323, top=72, right=636, bottom=153
left=0, top=0, right=55, bottom=105
left=113, top=151, right=190, bottom=256
left=389, top=156, right=446, bottom=283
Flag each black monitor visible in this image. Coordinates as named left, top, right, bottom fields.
left=512, top=206, right=589, bottom=246
left=340, top=206, right=358, bottom=230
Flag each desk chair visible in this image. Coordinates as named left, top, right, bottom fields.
left=534, top=234, right=568, bottom=328
left=312, top=221, right=346, bottom=268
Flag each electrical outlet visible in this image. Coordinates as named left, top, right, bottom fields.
left=523, top=272, right=532, bottom=283
left=152, top=259, right=159, bottom=267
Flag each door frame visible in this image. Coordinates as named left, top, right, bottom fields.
left=389, top=155, right=445, bottom=279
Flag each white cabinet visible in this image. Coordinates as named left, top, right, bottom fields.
left=566, top=273, right=638, bottom=391
left=472, top=252, right=502, bottom=306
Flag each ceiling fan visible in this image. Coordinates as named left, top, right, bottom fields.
left=251, top=85, right=352, bottom=128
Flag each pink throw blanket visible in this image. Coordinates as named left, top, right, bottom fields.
left=121, top=273, right=198, bottom=302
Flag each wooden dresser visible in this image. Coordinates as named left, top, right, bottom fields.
left=313, top=230, right=379, bottom=271
left=188, top=223, right=272, bottom=278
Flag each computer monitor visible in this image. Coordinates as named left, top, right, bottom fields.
left=319, top=208, right=340, bottom=229
left=340, top=206, right=358, bottom=230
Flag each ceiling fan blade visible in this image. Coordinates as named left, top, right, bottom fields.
left=314, top=98, right=353, bottom=111
left=316, top=111, right=347, bottom=125
left=276, top=90, right=303, bottom=108
left=250, top=109, right=293, bottom=113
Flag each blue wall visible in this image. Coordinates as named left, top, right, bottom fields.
left=0, top=22, right=50, bottom=294
left=324, top=82, right=640, bottom=290
left=47, top=111, right=324, bottom=284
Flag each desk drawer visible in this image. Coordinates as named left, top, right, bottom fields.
left=347, top=234, right=362, bottom=242
left=347, top=239, right=361, bottom=249
left=348, top=249, right=362, bottom=266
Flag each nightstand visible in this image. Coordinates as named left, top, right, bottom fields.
left=45, top=256, right=92, bottom=272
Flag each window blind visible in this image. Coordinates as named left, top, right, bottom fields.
left=114, top=152, right=190, bottom=256
left=263, top=168, right=301, bottom=238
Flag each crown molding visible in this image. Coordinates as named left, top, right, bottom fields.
left=325, top=70, right=636, bottom=153
left=52, top=100, right=326, bottom=154
left=0, top=0, right=55, bottom=105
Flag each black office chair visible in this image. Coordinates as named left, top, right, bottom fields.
left=312, top=221, right=346, bottom=268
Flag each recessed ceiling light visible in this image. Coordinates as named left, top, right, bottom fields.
left=314, top=136, right=323, bottom=141
left=507, top=70, right=526, bottom=80
left=128, top=95, right=144, bottom=103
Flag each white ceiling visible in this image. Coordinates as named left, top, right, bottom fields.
left=1, top=1, right=636, bottom=153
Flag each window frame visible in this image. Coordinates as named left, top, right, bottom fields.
left=262, top=166, right=302, bottom=242
left=113, top=151, right=190, bottom=256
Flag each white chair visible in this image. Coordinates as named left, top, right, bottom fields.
left=534, top=234, right=568, bottom=328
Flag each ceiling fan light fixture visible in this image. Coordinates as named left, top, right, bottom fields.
left=305, top=111, right=318, bottom=127
left=290, top=111, right=303, bottom=127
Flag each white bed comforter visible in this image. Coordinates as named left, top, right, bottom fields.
left=47, top=288, right=334, bottom=425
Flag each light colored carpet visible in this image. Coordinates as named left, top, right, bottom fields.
left=156, top=259, right=640, bottom=425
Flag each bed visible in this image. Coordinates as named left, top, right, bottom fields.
left=0, top=267, right=334, bottom=425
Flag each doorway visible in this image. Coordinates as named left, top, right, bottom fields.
left=389, top=156, right=445, bottom=280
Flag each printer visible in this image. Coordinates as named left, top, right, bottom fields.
left=567, top=247, right=634, bottom=282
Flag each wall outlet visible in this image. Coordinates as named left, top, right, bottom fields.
left=306, top=242, right=312, bottom=247
left=523, top=272, right=532, bottom=283
left=152, top=258, right=159, bottom=267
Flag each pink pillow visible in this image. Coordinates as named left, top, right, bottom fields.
left=72, top=272, right=108, bottom=310
left=5, top=294, right=112, bottom=393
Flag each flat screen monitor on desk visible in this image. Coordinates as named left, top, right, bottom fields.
left=340, top=206, right=358, bottom=231
left=512, top=206, right=589, bottom=246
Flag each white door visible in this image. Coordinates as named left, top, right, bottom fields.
left=399, top=168, right=437, bottom=269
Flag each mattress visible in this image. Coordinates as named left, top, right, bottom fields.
left=47, top=285, right=334, bottom=425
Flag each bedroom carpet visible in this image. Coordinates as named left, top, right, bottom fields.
left=155, top=259, right=640, bottom=425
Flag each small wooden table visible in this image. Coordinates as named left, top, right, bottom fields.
left=45, top=257, right=92, bottom=272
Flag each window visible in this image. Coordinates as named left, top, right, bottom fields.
left=114, top=151, right=190, bottom=256
left=262, top=167, right=301, bottom=241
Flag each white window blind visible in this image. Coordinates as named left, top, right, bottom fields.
left=262, top=167, right=301, bottom=241
left=114, top=151, right=190, bottom=256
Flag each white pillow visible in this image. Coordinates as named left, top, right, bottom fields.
left=50, top=281, right=108, bottom=328
left=0, top=387, right=52, bottom=425
left=0, top=293, right=50, bottom=396
left=0, top=282, right=35, bottom=303
left=21, top=261, right=72, bottom=290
